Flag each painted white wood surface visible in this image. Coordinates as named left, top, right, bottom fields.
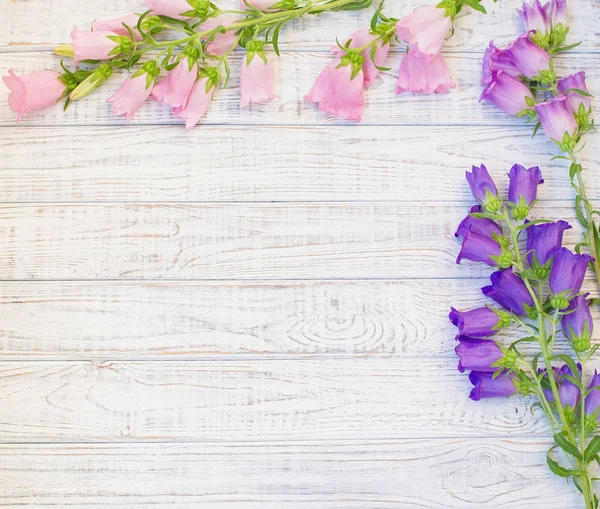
left=2, top=0, right=599, bottom=506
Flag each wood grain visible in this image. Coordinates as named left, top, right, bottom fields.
left=0, top=201, right=592, bottom=280
left=0, top=359, right=557, bottom=441
left=0, top=52, right=596, bottom=126
left=0, top=439, right=582, bottom=508
left=1, top=126, right=597, bottom=203
left=1, top=280, right=597, bottom=359
left=2, top=0, right=598, bottom=53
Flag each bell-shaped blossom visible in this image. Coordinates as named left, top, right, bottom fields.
left=449, top=307, right=505, bottom=337
left=517, top=0, right=550, bottom=34
left=71, top=27, right=119, bottom=64
left=2, top=69, right=65, bottom=121
left=535, top=95, right=578, bottom=142
left=561, top=294, right=593, bottom=345
left=455, top=336, right=503, bottom=373
left=468, top=371, right=517, bottom=401
left=549, top=0, right=567, bottom=26
left=107, top=72, right=153, bottom=121
left=200, top=14, right=239, bottom=56
left=173, top=76, right=215, bottom=130
left=482, top=268, right=534, bottom=316
left=396, top=50, right=455, bottom=94
left=540, top=364, right=580, bottom=409
left=304, top=58, right=365, bottom=121
left=455, top=205, right=502, bottom=239
left=525, top=220, right=570, bottom=265
left=333, top=29, right=390, bottom=87
left=508, top=164, right=543, bottom=206
left=240, top=54, right=275, bottom=107
left=152, top=61, right=198, bottom=109
left=557, top=71, right=591, bottom=113
left=466, top=164, right=497, bottom=203
left=502, top=32, right=552, bottom=79
left=457, top=230, right=502, bottom=266
left=144, top=0, right=192, bottom=19
left=92, top=14, right=142, bottom=40
left=549, top=247, right=593, bottom=297
left=481, top=41, right=521, bottom=85
left=585, top=370, right=600, bottom=418
left=480, top=72, right=534, bottom=116
left=395, top=5, right=451, bottom=57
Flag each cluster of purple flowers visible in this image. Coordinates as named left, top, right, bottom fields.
left=480, top=0, right=593, bottom=151
left=450, top=164, right=597, bottom=413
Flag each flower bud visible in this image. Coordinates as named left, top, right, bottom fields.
left=70, top=63, right=113, bottom=101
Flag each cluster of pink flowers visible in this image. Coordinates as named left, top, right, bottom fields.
left=3, top=0, right=489, bottom=127
left=306, top=4, right=456, bottom=121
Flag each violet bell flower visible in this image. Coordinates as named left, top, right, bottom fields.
left=525, top=220, right=571, bottom=265
left=482, top=268, right=534, bottom=316
left=468, top=371, right=518, bottom=401
left=449, top=307, right=509, bottom=337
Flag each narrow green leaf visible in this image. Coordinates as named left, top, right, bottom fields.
left=585, top=436, right=600, bottom=463
left=547, top=449, right=575, bottom=477
left=554, top=432, right=583, bottom=461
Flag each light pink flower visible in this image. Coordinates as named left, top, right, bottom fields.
left=304, top=60, right=365, bottom=121
left=152, top=61, right=198, bottom=109
left=2, top=69, right=65, bottom=121
left=396, top=5, right=451, bottom=56
left=332, top=28, right=390, bottom=86
left=396, top=50, right=455, bottom=94
left=107, top=73, right=153, bottom=120
left=241, top=0, right=276, bottom=10
left=144, top=0, right=191, bottom=19
left=200, top=14, right=239, bottom=56
left=173, top=77, right=214, bottom=130
left=240, top=55, right=275, bottom=107
left=71, top=27, right=119, bottom=64
left=92, top=14, right=142, bottom=40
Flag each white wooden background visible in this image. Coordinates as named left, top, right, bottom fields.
left=1, top=0, right=599, bottom=506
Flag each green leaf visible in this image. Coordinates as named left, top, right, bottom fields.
left=585, top=436, right=600, bottom=463
left=575, top=195, right=589, bottom=229
left=459, top=0, right=487, bottom=14
left=272, top=23, right=282, bottom=56
left=554, top=432, right=583, bottom=461
left=547, top=449, right=576, bottom=477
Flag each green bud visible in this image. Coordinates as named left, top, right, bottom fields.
left=550, top=294, right=570, bottom=310
left=549, top=23, right=568, bottom=49
left=484, top=195, right=502, bottom=214
left=54, top=45, right=75, bottom=58
left=187, top=0, right=210, bottom=18
left=340, top=51, right=365, bottom=80
left=493, top=310, right=512, bottom=330
left=534, top=69, right=556, bottom=86
left=573, top=337, right=591, bottom=353
left=497, top=251, right=513, bottom=269
left=70, top=63, right=113, bottom=101
left=557, top=131, right=578, bottom=153
left=140, top=15, right=165, bottom=36
left=530, top=30, right=550, bottom=50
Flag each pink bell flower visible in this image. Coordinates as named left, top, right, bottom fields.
left=2, top=69, right=65, bottom=121
left=144, top=0, right=192, bottom=19
left=107, top=73, right=154, bottom=121
left=71, top=27, right=119, bottom=64
left=304, top=58, right=365, bottom=121
left=396, top=50, right=455, bottom=94
left=92, top=14, right=142, bottom=40
left=240, top=55, right=275, bottom=107
left=152, top=61, right=199, bottom=109
left=396, top=5, right=451, bottom=57
left=173, top=77, right=215, bottom=130
left=332, top=28, right=390, bottom=86
left=200, top=14, right=239, bottom=56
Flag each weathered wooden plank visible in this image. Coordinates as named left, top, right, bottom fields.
left=0, top=202, right=591, bottom=280
left=1, top=125, right=596, bottom=203
left=1, top=280, right=597, bottom=359
left=0, top=439, right=582, bottom=508
left=0, top=52, right=596, bottom=126
left=2, top=0, right=598, bottom=52
left=0, top=359, right=557, bottom=441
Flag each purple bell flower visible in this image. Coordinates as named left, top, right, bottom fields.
left=480, top=71, right=534, bottom=116
left=549, top=0, right=567, bottom=26
left=540, top=364, right=580, bottom=409
left=503, top=32, right=552, bottom=79
left=449, top=307, right=504, bottom=337
left=585, top=370, right=600, bottom=418
left=468, top=371, right=517, bottom=401
left=557, top=71, right=591, bottom=113
left=549, top=247, right=593, bottom=297
left=482, top=268, right=534, bottom=316
left=482, top=41, right=522, bottom=84
left=457, top=229, right=502, bottom=266
left=508, top=164, right=544, bottom=206
left=525, top=220, right=571, bottom=265
left=561, top=293, right=593, bottom=350
left=517, top=0, right=550, bottom=35
left=534, top=95, right=578, bottom=142
left=455, top=205, right=502, bottom=239
left=465, top=165, right=499, bottom=212
left=455, top=335, right=503, bottom=373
